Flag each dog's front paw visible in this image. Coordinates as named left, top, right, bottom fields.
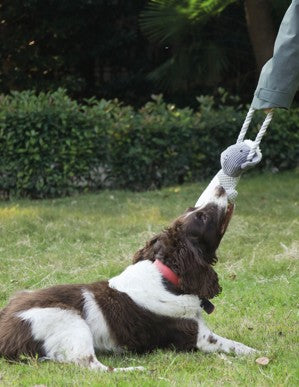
left=113, top=366, right=145, bottom=372
left=233, top=343, right=257, bottom=356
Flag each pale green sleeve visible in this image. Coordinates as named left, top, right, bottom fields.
left=251, top=0, right=299, bottom=110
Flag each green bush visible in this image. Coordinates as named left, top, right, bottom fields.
left=0, top=90, right=107, bottom=198
left=106, top=95, right=203, bottom=190
left=0, top=89, right=298, bottom=198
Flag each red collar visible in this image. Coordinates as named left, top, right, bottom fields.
left=154, top=259, right=215, bottom=314
left=154, top=259, right=179, bottom=287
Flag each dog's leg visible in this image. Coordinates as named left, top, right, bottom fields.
left=82, top=356, right=144, bottom=372
left=110, top=366, right=145, bottom=372
left=18, top=307, right=144, bottom=371
left=196, top=320, right=256, bottom=356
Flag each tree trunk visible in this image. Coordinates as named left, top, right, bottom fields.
left=244, top=0, right=276, bottom=73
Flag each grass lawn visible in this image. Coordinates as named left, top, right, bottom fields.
left=0, top=171, right=298, bottom=386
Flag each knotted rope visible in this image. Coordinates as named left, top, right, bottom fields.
left=237, top=107, right=274, bottom=160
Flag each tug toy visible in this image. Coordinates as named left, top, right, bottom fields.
left=195, top=108, right=274, bottom=207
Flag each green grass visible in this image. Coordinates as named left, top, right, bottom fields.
left=0, top=171, right=298, bottom=386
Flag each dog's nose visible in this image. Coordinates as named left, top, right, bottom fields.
left=215, top=185, right=226, bottom=197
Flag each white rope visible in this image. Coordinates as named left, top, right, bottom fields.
left=236, top=107, right=274, bottom=160
left=236, top=107, right=255, bottom=143
left=247, top=109, right=274, bottom=161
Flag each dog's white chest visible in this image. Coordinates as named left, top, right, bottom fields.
left=109, top=261, right=200, bottom=319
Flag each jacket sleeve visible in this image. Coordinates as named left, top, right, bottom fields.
left=251, top=0, right=299, bottom=110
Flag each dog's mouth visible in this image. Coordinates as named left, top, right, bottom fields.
left=221, top=203, right=234, bottom=235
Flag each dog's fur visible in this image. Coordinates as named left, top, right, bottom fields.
left=0, top=186, right=255, bottom=372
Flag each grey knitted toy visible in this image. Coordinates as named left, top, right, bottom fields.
left=221, top=139, right=262, bottom=177
left=195, top=139, right=262, bottom=206
left=218, top=139, right=262, bottom=201
left=194, top=108, right=273, bottom=208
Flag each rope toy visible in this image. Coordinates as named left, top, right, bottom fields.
left=195, top=108, right=274, bottom=207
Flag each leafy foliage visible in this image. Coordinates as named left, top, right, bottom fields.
left=0, top=0, right=149, bottom=103
left=0, top=1, right=290, bottom=106
left=0, top=89, right=107, bottom=197
left=141, top=0, right=236, bottom=41
left=140, top=0, right=246, bottom=92
left=0, top=89, right=297, bottom=198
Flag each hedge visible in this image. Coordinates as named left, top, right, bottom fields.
left=0, top=89, right=298, bottom=198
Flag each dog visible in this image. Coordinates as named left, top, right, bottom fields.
left=0, top=185, right=256, bottom=372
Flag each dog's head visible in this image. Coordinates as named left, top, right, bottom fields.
left=133, top=186, right=234, bottom=299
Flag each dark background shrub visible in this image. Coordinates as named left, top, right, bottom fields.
left=0, top=1, right=291, bottom=107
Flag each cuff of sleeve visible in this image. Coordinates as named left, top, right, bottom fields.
left=251, top=87, right=293, bottom=109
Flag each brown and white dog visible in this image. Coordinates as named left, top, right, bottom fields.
left=0, top=186, right=256, bottom=371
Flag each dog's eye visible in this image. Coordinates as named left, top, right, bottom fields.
left=196, top=212, right=208, bottom=222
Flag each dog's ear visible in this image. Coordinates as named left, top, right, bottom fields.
left=133, top=235, right=165, bottom=263
left=175, top=239, right=221, bottom=299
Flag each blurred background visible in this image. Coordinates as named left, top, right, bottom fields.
left=1, top=0, right=297, bottom=199
left=0, top=0, right=292, bottom=107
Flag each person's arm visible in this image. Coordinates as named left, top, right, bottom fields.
left=251, top=0, right=299, bottom=110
